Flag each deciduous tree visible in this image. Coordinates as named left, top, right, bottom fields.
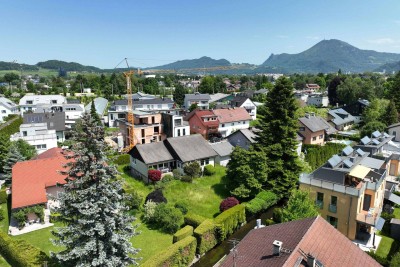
left=280, top=190, right=319, bottom=222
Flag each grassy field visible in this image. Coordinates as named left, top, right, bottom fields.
left=394, top=208, right=400, bottom=219
left=376, top=235, right=396, bottom=259
left=0, top=255, right=10, bottom=266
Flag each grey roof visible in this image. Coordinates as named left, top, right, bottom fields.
left=0, top=97, right=17, bottom=109
left=209, top=93, right=229, bottom=103
left=23, top=112, right=65, bottom=131
left=184, top=93, right=211, bottom=101
left=66, top=99, right=81, bottom=104
left=360, top=157, right=385, bottom=170
left=299, top=115, right=336, bottom=134
left=210, top=141, right=234, bottom=157
left=85, top=97, right=108, bottom=116
left=135, top=142, right=174, bottom=164
left=388, top=122, right=400, bottom=129
left=229, top=128, right=258, bottom=143
left=166, top=134, right=217, bottom=162
left=328, top=108, right=355, bottom=126
left=230, top=95, right=249, bottom=107
left=255, top=88, right=268, bottom=94
left=113, top=98, right=174, bottom=106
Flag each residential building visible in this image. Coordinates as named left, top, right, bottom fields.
left=0, top=97, right=18, bottom=122
left=388, top=123, right=400, bottom=142
left=220, top=216, right=380, bottom=267
left=129, top=134, right=217, bottom=182
left=306, top=93, right=329, bottom=107
left=10, top=122, right=58, bottom=154
left=229, top=95, right=257, bottom=120
left=213, top=107, right=252, bottom=138
left=305, top=83, right=321, bottom=91
left=34, top=103, right=84, bottom=128
left=183, top=93, right=211, bottom=110
left=298, top=113, right=337, bottom=145
left=185, top=110, right=219, bottom=140
left=328, top=108, right=356, bottom=131
left=227, top=128, right=258, bottom=150
left=161, top=113, right=190, bottom=138
left=210, top=141, right=234, bottom=166
left=209, top=93, right=229, bottom=104
left=300, top=146, right=387, bottom=240
left=84, top=97, right=108, bottom=117
left=23, top=112, right=66, bottom=142
left=254, top=88, right=268, bottom=96
left=354, top=131, right=393, bottom=156
left=19, top=95, right=66, bottom=115
left=342, top=99, right=370, bottom=124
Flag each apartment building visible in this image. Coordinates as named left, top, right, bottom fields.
left=213, top=107, right=252, bottom=138
left=19, top=95, right=66, bottom=115
left=10, top=123, right=57, bottom=154
left=0, top=97, right=18, bottom=122
left=183, top=93, right=211, bottom=110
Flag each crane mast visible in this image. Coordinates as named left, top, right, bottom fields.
left=122, top=69, right=136, bottom=153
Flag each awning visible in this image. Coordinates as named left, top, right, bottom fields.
left=375, top=217, right=385, bottom=231
left=349, top=165, right=371, bottom=179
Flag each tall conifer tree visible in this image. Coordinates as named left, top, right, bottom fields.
left=3, top=145, right=25, bottom=184
left=255, top=77, right=302, bottom=198
left=52, top=112, right=139, bottom=266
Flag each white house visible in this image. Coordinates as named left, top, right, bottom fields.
left=10, top=122, right=57, bottom=154
left=183, top=93, right=211, bottom=110
left=388, top=123, right=400, bottom=142
left=161, top=113, right=190, bottom=138
left=35, top=103, right=84, bottom=128
left=230, top=95, right=257, bottom=120
left=307, top=94, right=329, bottom=107
left=19, top=95, right=66, bottom=115
left=0, top=97, right=18, bottom=122
left=213, top=108, right=252, bottom=138
left=210, top=141, right=234, bottom=166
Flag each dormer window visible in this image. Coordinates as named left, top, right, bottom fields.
left=26, top=100, right=33, bottom=104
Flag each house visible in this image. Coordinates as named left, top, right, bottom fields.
left=84, top=97, right=108, bottom=117
left=23, top=112, right=66, bottom=142
left=161, top=113, right=190, bottom=138
left=354, top=131, right=393, bottom=156
left=129, top=134, right=218, bottom=182
left=254, top=88, right=268, bottom=96
left=183, top=93, right=211, bottom=110
left=35, top=102, right=85, bottom=128
left=229, top=95, right=257, bottom=120
left=388, top=123, right=400, bottom=142
left=306, top=93, right=329, bottom=107
left=305, top=83, right=321, bottom=91
left=227, top=128, right=258, bottom=150
left=298, top=113, right=337, bottom=145
left=220, top=216, right=380, bottom=267
left=0, top=97, right=18, bottom=122
left=19, top=95, right=66, bottom=115
left=10, top=148, right=69, bottom=234
left=213, top=108, right=252, bottom=138
left=185, top=110, right=219, bottom=140
left=328, top=108, right=356, bottom=131
left=209, top=93, right=230, bottom=104
left=342, top=99, right=370, bottom=124
left=10, top=122, right=58, bottom=154
left=300, top=146, right=387, bottom=240
left=210, top=141, right=234, bottom=166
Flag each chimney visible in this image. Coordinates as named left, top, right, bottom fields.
left=305, top=113, right=310, bottom=118
left=273, top=240, right=282, bottom=256
left=307, top=253, right=316, bottom=267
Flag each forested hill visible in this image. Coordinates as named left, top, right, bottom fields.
left=262, top=39, right=400, bottom=73
left=149, top=56, right=231, bottom=70
left=375, top=60, right=400, bottom=73
left=36, top=60, right=101, bottom=72
left=0, top=61, right=39, bottom=71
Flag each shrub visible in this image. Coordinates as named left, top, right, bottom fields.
left=112, top=154, right=130, bottom=165
left=245, top=198, right=265, bottom=215
left=245, top=191, right=278, bottom=215
left=273, top=208, right=283, bottom=223
left=265, top=219, right=275, bottom=226
left=215, top=204, right=246, bottom=240
left=162, top=174, right=174, bottom=182
left=153, top=203, right=184, bottom=234
left=13, top=210, right=27, bottom=229
left=367, top=251, right=389, bottom=266
left=143, top=200, right=157, bottom=223
left=173, top=225, right=194, bottom=243
left=141, top=236, right=197, bottom=267
left=174, top=200, right=189, bottom=215
left=148, top=169, right=162, bottom=182
left=203, top=165, right=216, bottom=176
left=50, top=213, right=61, bottom=223
left=184, top=212, right=206, bottom=228
left=172, top=169, right=182, bottom=180
left=181, top=175, right=193, bottom=183
left=391, top=251, right=400, bottom=266
left=145, top=189, right=167, bottom=204
left=0, top=190, right=7, bottom=204
left=194, top=219, right=219, bottom=255
left=184, top=161, right=201, bottom=178
left=124, top=188, right=142, bottom=211
left=220, top=197, right=240, bottom=212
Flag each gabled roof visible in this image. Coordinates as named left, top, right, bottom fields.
left=230, top=95, right=249, bottom=107
left=12, top=148, right=70, bottom=209
left=165, top=134, right=217, bottom=162
left=209, top=93, right=229, bottom=103
left=185, top=109, right=219, bottom=127
left=329, top=108, right=355, bottom=126
left=213, top=107, right=251, bottom=123
left=299, top=115, right=336, bottom=134
left=220, top=216, right=380, bottom=267
left=227, top=128, right=258, bottom=143
left=132, top=142, right=174, bottom=165
left=0, top=97, right=17, bottom=109
left=84, top=97, right=108, bottom=116
left=184, top=93, right=211, bottom=101
left=210, top=141, right=234, bottom=157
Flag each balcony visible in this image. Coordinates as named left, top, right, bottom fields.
left=356, top=208, right=385, bottom=229
left=329, top=204, right=337, bottom=213
left=315, top=200, right=323, bottom=209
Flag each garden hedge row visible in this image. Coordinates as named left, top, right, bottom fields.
left=173, top=225, right=194, bottom=243
left=0, top=231, right=50, bottom=266
left=193, top=219, right=219, bottom=255
left=0, top=189, right=7, bottom=204
left=184, top=212, right=206, bottom=228
left=214, top=204, right=246, bottom=240
left=245, top=191, right=278, bottom=215
left=303, top=143, right=347, bottom=170
left=0, top=116, right=22, bottom=137
left=141, top=236, right=197, bottom=267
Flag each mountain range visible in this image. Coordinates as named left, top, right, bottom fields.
left=1, top=39, right=400, bottom=74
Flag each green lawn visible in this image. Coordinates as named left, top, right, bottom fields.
left=0, top=203, right=9, bottom=234
left=0, top=255, right=10, bottom=267
left=376, top=236, right=395, bottom=259
left=394, top=208, right=400, bottom=219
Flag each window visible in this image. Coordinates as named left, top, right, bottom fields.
left=183, top=128, right=186, bottom=135
left=327, top=216, right=338, bottom=228
left=22, top=131, right=27, bottom=137
left=51, top=100, right=57, bottom=104
left=36, top=144, right=47, bottom=149
left=312, top=136, right=317, bottom=141
left=319, top=134, right=323, bottom=139
left=222, top=124, right=225, bottom=127
left=177, top=129, right=181, bottom=136
left=329, top=196, right=337, bottom=213
left=316, top=192, right=323, bottom=209
left=200, top=158, right=210, bottom=166
left=26, top=100, right=33, bottom=104
left=243, top=121, right=245, bottom=124
left=157, top=104, right=162, bottom=109
left=231, top=123, right=234, bottom=126
left=299, top=127, right=305, bottom=131
left=1, top=110, right=5, bottom=114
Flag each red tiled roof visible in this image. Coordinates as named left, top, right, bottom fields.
left=220, top=216, right=381, bottom=267
left=213, top=107, right=251, bottom=123
left=187, top=109, right=219, bottom=127
left=33, top=147, right=64, bottom=160
left=12, top=148, right=70, bottom=209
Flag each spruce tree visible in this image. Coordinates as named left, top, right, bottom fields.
left=90, top=100, right=101, bottom=125
left=52, top=112, right=139, bottom=266
left=390, top=72, right=400, bottom=114
left=255, top=77, right=302, bottom=198
left=3, top=145, right=25, bottom=184
left=383, top=99, right=399, bottom=126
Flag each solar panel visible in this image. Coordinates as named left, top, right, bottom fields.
left=342, top=146, right=354, bottom=156
left=372, top=139, right=380, bottom=145
left=356, top=148, right=365, bottom=156
left=343, top=159, right=353, bottom=168
left=328, top=154, right=342, bottom=168
left=384, top=132, right=390, bottom=138
left=360, top=136, right=371, bottom=145
left=372, top=131, right=381, bottom=138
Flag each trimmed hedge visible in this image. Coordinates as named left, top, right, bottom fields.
left=173, top=225, right=194, bottom=243
left=184, top=212, right=206, bottom=228
left=112, top=154, right=130, bottom=165
left=303, top=143, right=347, bottom=170
left=215, top=204, right=246, bottom=240
left=245, top=191, right=278, bottom=215
left=194, top=219, right=219, bottom=255
left=0, top=116, right=22, bottom=136
left=0, top=231, right=50, bottom=266
left=141, top=236, right=197, bottom=267
left=0, top=190, right=7, bottom=204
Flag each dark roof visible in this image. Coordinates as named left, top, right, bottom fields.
left=165, top=134, right=217, bottom=162
left=299, top=115, right=336, bottom=134
left=23, top=112, right=65, bottom=131
left=210, top=141, right=234, bottom=157
left=66, top=99, right=81, bottom=104
left=133, top=142, right=174, bottom=164
left=220, top=216, right=380, bottom=267
left=228, top=128, right=257, bottom=143
left=329, top=108, right=355, bottom=126
left=113, top=98, right=174, bottom=106
left=230, top=95, right=249, bottom=107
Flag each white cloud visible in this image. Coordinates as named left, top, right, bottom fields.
left=368, top=38, right=396, bottom=45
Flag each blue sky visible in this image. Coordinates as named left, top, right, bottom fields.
left=1, top=0, right=400, bottom=68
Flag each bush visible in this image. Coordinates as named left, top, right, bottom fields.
left=173, top=225, right=194, bottom=243
left=172, top=169, right=182, bottom=180
left=148, top=169, right=162, bottom=182
left=245, top=198, right=265, bottom=215
left=245, top=191, right=278, bottom=215
left=220, top=197, right=240, bottom=212
left=174, top=200, right=189, bottom=215
left=181, top=175, right=193, bottom=183
left=0, top=231, right=50, bottom=266
left=215, top=204, right=246, bottom=240
left=265, top=219, right=275, bottom=226
left=145, top=189, right=167, bottom=204
left=367, top=251, right=389, bottom=266
left=162, top=174, right=174, bottom=182
left=0, top=190, right=7, bottom=204
left=112, top=154, right=130, bottom=165
left=184, top=212, right=206, bottom=228
left=391, top=251, right=400, bottom=266
left=194, top=219, right=219, bottom=255
left=203, top=165, right=216, bottom=176
left=13, top=210, right=27, bottom=229
left=124, top=188, right=142, bottom=211
left=141, top=236, right=197, bottom=267
left=184, top=162, right=201, bottom=178
left=50, top=213, right=61, bottom=223
left=303, top=143, right=347, bottom=170
left=143, top=200, right=157, bottom=223
left=153, top=203, right=184, bottom=234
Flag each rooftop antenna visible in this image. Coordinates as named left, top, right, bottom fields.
left=228, top=238, right=241, bottom=267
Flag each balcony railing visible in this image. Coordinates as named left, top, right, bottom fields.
left=329, top=204, right=337, bottom=213
left=315, top=200, right=323, bottom=209
left=356, top=208, right=382, bottom=227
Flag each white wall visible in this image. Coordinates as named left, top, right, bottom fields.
left=219, top=120, right=250, bottom=137
left=240, top=98, right=257, bottom=120
left=130, top=156, right=149, bottom=178
left=389, top=126, right=400, bottom=142
left=46, top=186, right=64, bottom=210
left=216, top=156, right=230, bottom=167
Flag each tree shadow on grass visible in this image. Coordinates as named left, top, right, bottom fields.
left=211, top=175, right=230, bottom=199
